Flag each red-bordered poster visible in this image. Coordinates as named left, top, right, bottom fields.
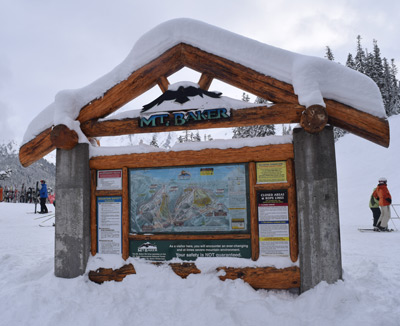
left=97, top=169, right=122, bottom=190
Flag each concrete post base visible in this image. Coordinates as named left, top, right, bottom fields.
left=293, top=126, right=342, bottom=293
left=54, top=143, right=91, bottom=278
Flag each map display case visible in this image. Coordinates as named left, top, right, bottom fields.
left=129, top=164, right=250, bottom=234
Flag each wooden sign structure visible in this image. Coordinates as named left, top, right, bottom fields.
left=19, top=33, right=389, bottom=293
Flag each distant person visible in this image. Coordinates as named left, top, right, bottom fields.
left=369, top=188, right=381, bottom=230
left=39, top=180, right=48, bottom=214
left=373, top=177, right=392, bottom=231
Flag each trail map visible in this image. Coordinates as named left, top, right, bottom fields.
left=129, top=164, right=249, bottom=233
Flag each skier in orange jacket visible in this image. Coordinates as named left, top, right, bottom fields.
left=373, top=177, right=392, bottom=231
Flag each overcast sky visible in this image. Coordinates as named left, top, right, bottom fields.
left=1, top=0, right=399, bottom=144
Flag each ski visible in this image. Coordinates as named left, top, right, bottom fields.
left=33, top=213, right=55, bottom=220
left=358, top=228, right=394, bottom=232
left=39, top=223, right=55, bottom=227
left=27, top=211, right=53, bottom=215
left=38, top=215, right=55, bottom=227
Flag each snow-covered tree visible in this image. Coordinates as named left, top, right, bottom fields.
left=325, top=46, right=335, bottom=61
left=150, top=134, right=159, bottom=147
left=232, top=93, right=275, bottom=138
left=328, top=36, right=400, bottom=119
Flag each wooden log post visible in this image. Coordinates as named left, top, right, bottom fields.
left=198, top=72, right=214, bottom=90
left=299, top=105, right=328, bottom=134
left=50, top=124, right=79, bottom=150
left=157, top=76, right=170, bottom=93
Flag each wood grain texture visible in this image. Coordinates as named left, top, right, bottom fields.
left=217, top=266, right=300, bottom=289
left=77, top=45, right=184, bottom=122
left=122, top=167, right=129, bottom=260
left=157, top=76, right=170, bottom=93
left=300, top=105, right=328, bottom=134
left=249, top=162, right=259, bottom=261
left=325, top=99, right=389, bottom=147
left=286, top=159, right=298, bottom=262
left=80, top=104, right=303, bottom=137
left=88, top=264, right=136, bottom=284
left=198, top=72, right=214, bottom=90
left=19, top=128, right=55, bottom=167
left=169, top=263, right=201, bottom=279
left=49, top=124, right=79, bottom=150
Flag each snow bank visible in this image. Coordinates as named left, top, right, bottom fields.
left=90, top=135, right=292, bottom=158
left=22, top=18, right=385, bottom=146
left=2, top=115, right=400, bottom=326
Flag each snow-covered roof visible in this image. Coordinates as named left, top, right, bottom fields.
left=22, top=18, right=386, bottom=146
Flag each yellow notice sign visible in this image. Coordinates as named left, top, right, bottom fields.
left=256, top=161, right=287, bottom=184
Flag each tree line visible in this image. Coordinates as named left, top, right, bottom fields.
left=326, top=35, right=400, bottom=117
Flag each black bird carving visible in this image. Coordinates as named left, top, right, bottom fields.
left=141, top=85, right=222, bottom=113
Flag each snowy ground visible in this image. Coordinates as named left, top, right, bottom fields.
left=1, top=116, right=400, bottom=326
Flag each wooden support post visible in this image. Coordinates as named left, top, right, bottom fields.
left=249, top=162, right=259, bottom=260
left=157, top=76, right=170, bottom=93
left=198, top=72, right=213, bottom=90
left=122, top=167, right=129, bottom=260
left=286, top=159, right=298, bottom=262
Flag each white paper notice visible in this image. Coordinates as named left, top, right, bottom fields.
left=257, top=190, right=290, bottom=256
left=97, top=170, right=122, bottom=190
left=97, top=196, right=122, bottom=254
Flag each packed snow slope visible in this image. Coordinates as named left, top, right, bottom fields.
left=1, top=116, right=400, bottom=326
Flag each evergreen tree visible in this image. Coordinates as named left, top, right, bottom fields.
left=232, top=94, right=275, bottom=138
left=162, top=133, right=172, bottom=149
left=150, top=134, right=159, bottom=147
left=354, top=35, right=366, bottom=74
left=282, top=124, right=292, bottom=135
left=325, top=46, right=335, bottom=61
left=346, top=53, right=356, bottom=69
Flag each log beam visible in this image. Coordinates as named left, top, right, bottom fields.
left=76, top=45, right=184, bottom=122
left=81, top=104, right=304, bottom=137
left=300, top=105, right=328, bottom=134
left=19, top=42, right=390, bottom=167
left=50, top=124, right=79, bottom=150
left=19, top=128, right=55, bottom=167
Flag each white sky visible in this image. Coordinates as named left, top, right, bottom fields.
left=1, top=0, right=399, bottom=143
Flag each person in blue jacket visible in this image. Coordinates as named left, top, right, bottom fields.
left=39, top=180, right=48, bottom=213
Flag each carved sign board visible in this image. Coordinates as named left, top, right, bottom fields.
left=140, top=108, right=231, bottom=128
